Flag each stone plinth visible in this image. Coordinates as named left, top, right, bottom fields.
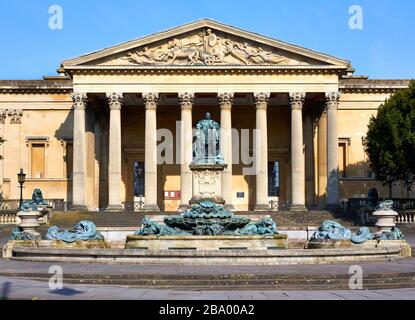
left=3, top=240, right=110, bottom=258
left=189, top=163, right=227, bottom=205
left=125, top=234, right=288, bottom=251
left=307, top=239, right=411, bottom=258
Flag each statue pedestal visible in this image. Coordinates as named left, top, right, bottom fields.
left=190, top=163, right=227, bottom=205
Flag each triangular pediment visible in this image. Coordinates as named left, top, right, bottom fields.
left=62, top=19, right=351, bottom=69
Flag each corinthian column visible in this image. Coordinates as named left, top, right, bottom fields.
left=178, top=93, right=194, bottom=212
left=289, top=92, right=306, bottom=211
left=143, top=93, right=160, bottom=212
left=71, top=92, right=88, bottom=210
left=326, top=91, right=341, bottom=209
left=0, top=109, right=6, bottom=196
left=254, top=92, right=270, bottom=211
left=218, top=93, right=234, bottom=209
left=106, top=92, right=123, bottom=211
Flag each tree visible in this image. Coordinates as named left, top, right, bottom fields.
left=364, top=80, right=415, bottom=198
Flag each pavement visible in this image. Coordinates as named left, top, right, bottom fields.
left=1, top=276, right=415, bottom=300
left=1, top=224, right=415, bottom=300
left=1, top=256, right=415, bottom=277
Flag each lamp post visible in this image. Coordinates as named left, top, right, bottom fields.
left=17, top=168, right=26, bottom=208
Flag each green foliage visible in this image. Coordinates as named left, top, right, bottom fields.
left=364, top=80, right=415, bottom=188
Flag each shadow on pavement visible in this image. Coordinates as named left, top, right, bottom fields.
left=49, top=288, right=85, bottom=296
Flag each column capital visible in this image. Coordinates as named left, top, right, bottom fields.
left=143, top=92, right=159, bottom=110
left=71, top=92, right=88, bottom=110
left=325, top=91, right=341, bottom=109
left=254, top=92, right=270, bottom=110
left=106, top=92, right=124, bottom=110
left=7, top=109, right=23, bottom=124
left=0, top=109, right=7, bottom=124
left=289, top=92, right=306, bottom=110
left=218, top=92, right=234, bottom=109
left=178, top=92, right=194, bottom=109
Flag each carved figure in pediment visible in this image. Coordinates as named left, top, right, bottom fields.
left=244, top=46, right=288, bottom=65
left=123, top=28, right=294, bottom=66
left=160, top=38, right=201, bottom=65
left=222, top=40, right=251, bottom=65
left=126, top=46, right=166, bottom=65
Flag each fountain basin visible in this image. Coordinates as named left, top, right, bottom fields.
left=125, top=234, right=288, bottom=251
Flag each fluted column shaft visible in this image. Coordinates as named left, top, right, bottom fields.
left=106, top=92, right=123, bottom=211
left=326, top=92, right=341, bottom=208
left=317, top=110, right=327, bottom=209
left=0, top=110, right=6, bottom=195
left=218, top=93, right=234, bottom=209
left=289, top=92, right=306, bottom=211
left=254, top=93, right=270, bottom=211
left=143, top=93, right=160, bottom=212
left=71, top=92, right=88, bottom=210
left=178, top=93, right=194, bottom=212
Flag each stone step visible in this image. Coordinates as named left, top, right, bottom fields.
left=46, top=211, right=358, bottom=229
left=3, top=271, right=414, bottom=291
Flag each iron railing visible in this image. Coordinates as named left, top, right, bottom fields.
left=269, top=200, right=291, bottom=211
left=122, top=199, right=146, bottom=212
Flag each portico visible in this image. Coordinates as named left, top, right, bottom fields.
left=69, top=87, right=341, bottom=212
left=59, top=19, right=350, bottom=212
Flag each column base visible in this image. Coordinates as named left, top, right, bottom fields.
left=70, top=204, right=88, bottom=212
left=105, top=204, right=124, bottom=212
left=290, top=204, right=308, bottom=212
left=254, top=204, right=270, bottom=212
left=143, top=204, right=160, bottom=212
left=224, top=204, right=236, bottom=212
left=178, top=204, right=190, bottom=213
left=326, top=204, right=341, bottom=211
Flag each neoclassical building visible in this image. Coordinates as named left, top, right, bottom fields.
left=0, top=19, right=410, bottom=212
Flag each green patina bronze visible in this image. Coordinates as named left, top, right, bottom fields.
left=11, top=227, right=40, bottom=240
left=193, top=112, right=225, bottom=165
left=379, top=227, right=405, bottom=240
left=20, top=188, right=49, bottom=212
left=135, top=200, right=278, bottom=236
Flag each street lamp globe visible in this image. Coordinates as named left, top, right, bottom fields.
left=17, top=168, right=26, bottom=185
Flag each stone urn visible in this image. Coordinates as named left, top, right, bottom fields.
left=372, top=200, right=398, bottom=233
left=17, top=210, right=43, bottom=238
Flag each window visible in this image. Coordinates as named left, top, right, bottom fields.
left=31, top=144, right=45, bottom=179
left=338, top=138, right=350, bottom=178
left=268, top=161, right=280, bottom=197
left=65, top=143, right=73, bottom=179
left=27, top=136, right=49, bottom=179
left=133, top=161, right=145, bottom=197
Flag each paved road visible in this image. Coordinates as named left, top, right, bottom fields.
left=1, top=276, right=415, bottom=300
left=1, top=256, right=415, bottom=276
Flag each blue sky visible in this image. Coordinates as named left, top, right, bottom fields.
left=0, top=0, right=414, bottom=79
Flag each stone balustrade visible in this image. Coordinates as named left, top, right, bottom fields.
left=397, top=212, right=415, bottom=224
left=0, top=212, right=18, bottom=224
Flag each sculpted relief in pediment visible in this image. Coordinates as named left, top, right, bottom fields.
left=98, top=29, right=309, bottom=66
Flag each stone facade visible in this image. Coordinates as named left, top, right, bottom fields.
left=0, top=20, right=411, bottom=211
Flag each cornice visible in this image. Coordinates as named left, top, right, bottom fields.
left=0, top=80, right=72, bottom=94
left=66, top=65, right=347, bottom=77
